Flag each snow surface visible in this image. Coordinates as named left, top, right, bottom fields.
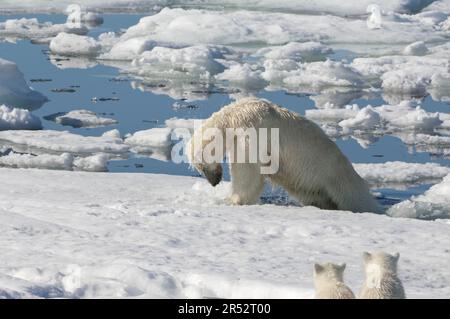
left=0, top=105, right=42, bottom=130
left=0, top=58, right=47, bottom=109
left=0, top=168, right=449, bottom=298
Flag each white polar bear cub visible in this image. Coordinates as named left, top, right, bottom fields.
left=187, top=98, right=381, bottom=213
left=359, top=251, right=406, bottom=299
left=314, top=263, right=355, bottom=299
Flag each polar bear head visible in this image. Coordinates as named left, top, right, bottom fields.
left=313, top=262, right=346, bottom=284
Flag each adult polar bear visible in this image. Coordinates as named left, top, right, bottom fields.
left=187, top=98, right=381, bottom=213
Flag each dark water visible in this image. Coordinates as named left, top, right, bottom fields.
left=1, top=13, right=449, bottom=204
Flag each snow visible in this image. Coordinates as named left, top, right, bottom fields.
left=354, top=161, right=450, bottom=188
left=49, top=33, right=101, bottom=57
left=0, top=105, right=42, bottom=130
left=0, top=168, right=449, bottom=298
left=0, top=58, right=48, bottom=109
left=0, top=130, right=129, bottom=156
left=0, top=0, right=438, bottom=15
left=388, top=173, right=450, bottom=219
left=44, top=109, right=118, bottom=128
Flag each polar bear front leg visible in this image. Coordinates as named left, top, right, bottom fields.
left=229, top=163, right=265, bottom=205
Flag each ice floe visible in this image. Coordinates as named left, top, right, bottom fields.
left=0, top=0, right=438, bottom=15
left=0, top=105, right=42, bottom=130
left=102, top=8, right=449, bottom=49
left=44, top=109, right=118, bottom=128
left=0, top=130, right=129, bottom=156
left=351, top=43, right=450, bottom=100
left=125, top=117, right=196, bottom=160
left=354, top=161, right=450, bottom=188
left=65, top=4, right=103, bottom=26
left=306, top=101, right=445, bottom=133
left=0, top=151, right=109, bottom=172
left=0, top=58, right=47, bottom=109
left=0, top=18, right=88, bottom=41
left=129, top=45, right=228, bottom=81
left=49, top=33, right=101, bottom=56
left=388, top=173, right=450, bottom=219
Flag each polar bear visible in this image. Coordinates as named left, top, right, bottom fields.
left=314, top=262, right=355, bottom=299
left=186, top=98, right=381, bottom=213
left=359, top=251, right=406, bottom=299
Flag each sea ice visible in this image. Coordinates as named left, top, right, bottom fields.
left=49, top=33, right=101, bottom=56
left=0, top=58, right=48, bottom=109
left=0, top=105, right=42, bottom=130
left=44, top=109, right=118, bottom=128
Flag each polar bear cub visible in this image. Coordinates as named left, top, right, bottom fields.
left=314, top=262, right=355, bottom=299
left=187, top=98, right=381, bottom=213
left=359, top=251, right=406, bottom=299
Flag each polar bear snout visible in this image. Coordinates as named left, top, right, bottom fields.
left=201, top=163, right=223, bottom=187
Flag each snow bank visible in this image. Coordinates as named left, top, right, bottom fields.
left=0, top=130, right=129, bottom=156
left=0, top=168, right=449, bottom=298
left=0, top=0, right=437, bottom=15
left=0, top=58, right=48, bottom=109
left=388, top=173, right=450, bottom=219
left=0, top=105, right=42, bottom=130
left=44, top=109, right=118, bottom=128
left=49, top=33, right=101, bottom=57
left=354, top=161, right=450, bottom=188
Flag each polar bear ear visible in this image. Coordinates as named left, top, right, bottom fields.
left=363, top=252, right=371, bottom=263
left=393, top=252, right=400, bottom=262
left=338, top=263, right=346, bottom=271
left=314, top=263, right=324, bottom=274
